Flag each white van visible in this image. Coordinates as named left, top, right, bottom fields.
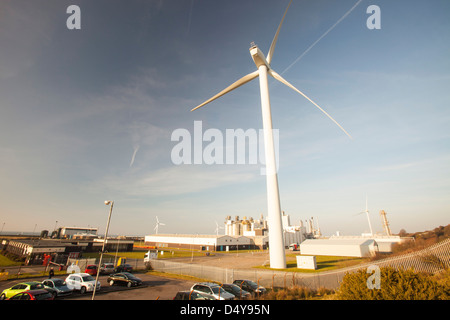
left=144, top=249, right=158, bottom=263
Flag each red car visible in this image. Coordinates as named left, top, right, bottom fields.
left=84, top=265, right=98, bottom=276
left=8, top=289, right=54, bottom=300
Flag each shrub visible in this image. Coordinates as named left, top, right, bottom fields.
left=336, top=267, right=449, bottom=300
left=259, top=286, right=331, bottom=300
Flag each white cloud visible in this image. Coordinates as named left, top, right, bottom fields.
left=90, top=164, right=258, bottom=198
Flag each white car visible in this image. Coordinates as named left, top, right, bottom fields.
left=190, top=282, right=235, bottom=300
left=65, top=273, right=101, bottom=294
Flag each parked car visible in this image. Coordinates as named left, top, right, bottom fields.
left=115, top=263, right=133, bottom=273
left=190, top=282, right=235, bottom=300
left=100, top=262, right=115, bottom=274
left=173, top=290, right=215, bottom=300
left=232, top=280, right=266, bottom=296
left=65, top=273, right=101, bottom=294
left=8, top=289, right=55, bottom=300
left=107, top=272, right=142, bottom=287
left=221, top=283, right=251, bottom=299
left=0, top=281, right=56, bottom=300
left=84, top=264, right=98, bottom=276
left=42, top=278, right=73, bottom=297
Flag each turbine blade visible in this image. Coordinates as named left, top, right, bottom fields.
left=191, top=70, right=259, bottom=111
left=267, top=0, right=293, bottom=65
left=269, top=69, right=353, bottom=139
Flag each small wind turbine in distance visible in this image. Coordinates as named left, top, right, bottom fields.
left=215, top=221, right=224, bottom=236
left=355, top=196, right=373, bottom=236
left=154, top=216, right=165, bottom=235
left=191, top=0, right=352, bottom=269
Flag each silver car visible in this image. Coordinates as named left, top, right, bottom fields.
left=100, top=263, right=115, bottom=274
left=190, top=282, right=235, bottom=300
left=42, top=278, right=73, bottom=297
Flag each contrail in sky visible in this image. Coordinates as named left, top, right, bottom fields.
left=129, top=145, right=140, bottom=167
left=186, top=0, right=194, bottom=36
left=281, top=0, right=364, bottom=75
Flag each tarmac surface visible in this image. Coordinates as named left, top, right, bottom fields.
left=169, top=250, right=293, bottom=269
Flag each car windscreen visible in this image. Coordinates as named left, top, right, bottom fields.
left=53, top=279, right=65, bottom=286
left=29, top=283, right=44, bottom=290
left=245, top=281, right=258, bottom=289
left=82, top=275, right=95, bottom=282
left=211, top=286, right=227, bottom=294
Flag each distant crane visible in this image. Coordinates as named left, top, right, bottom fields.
left=379, top=210, right=392, bottom=236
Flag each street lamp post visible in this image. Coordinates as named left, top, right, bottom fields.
left=92, top=200, right=114, bottom=300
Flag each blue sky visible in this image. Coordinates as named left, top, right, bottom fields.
left=0, top=0, right=449, bottom=237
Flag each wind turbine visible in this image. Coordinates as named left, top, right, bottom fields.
left=191, top=1, right=352, bottom=269
left=154, top=216, right=165, bottom=235
left=355, top=196, right=373, bottom=236
left=215, top=221, right=224, bottom=236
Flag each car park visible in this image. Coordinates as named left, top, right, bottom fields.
left=100, top=262, right=115, bottom=274
left=190, top=282, right=235, bottom=300
left=84, top=264, right=98, bottom=276
left=42, top=278, right=73, bottom=297
left=221, top=283, right=251, bottom=299
left=8, top=289, right=55, bottom=300
left=0, top=281, right=56, bottom=300
left=232, top=280, right=266, bottom=296
left=107, top=272, right=143, bottom=287
left=173, top=290, right=215, bottom=300
left=65, top=273, right=101, bottom=294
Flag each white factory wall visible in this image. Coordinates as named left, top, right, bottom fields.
left=144, top=234, right=252, bottom=248
left=328, top=235, right=406, bottom=253
left=300, top=239, right=378, bottom=258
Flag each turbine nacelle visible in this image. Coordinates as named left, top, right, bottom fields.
left=250, top=45, right=270, bottom=69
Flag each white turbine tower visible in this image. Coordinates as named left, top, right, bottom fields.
left=154, top=216, right=165, bottom=235
left=191, top=1, right=352, bottom=269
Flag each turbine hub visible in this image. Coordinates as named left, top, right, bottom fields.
left=250, top=45, right=269, bottom=69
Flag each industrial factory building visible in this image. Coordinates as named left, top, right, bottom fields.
left=144, top=234, right=261, bottom=251
left=144, top=212, right=316, bottom=251
left=144, top=208, right=408, bottom=256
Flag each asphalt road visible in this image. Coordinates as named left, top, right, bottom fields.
left=0, top=273, right=198, bottom=300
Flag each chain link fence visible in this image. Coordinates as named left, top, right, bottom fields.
left=148, top=238, right=450, bottom=290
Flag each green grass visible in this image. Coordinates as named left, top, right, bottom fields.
left=83, top=248, right=210, bottom=260
left=0, top=254, right=22, bottom=268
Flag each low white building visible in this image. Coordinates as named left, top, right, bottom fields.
left=328, top=235, right=410, bottom=253
left=59, top=226, right=98, bottom=239
left=300, top=238, right=379, bottom=258
left=144, top=234, right=259, bottom=251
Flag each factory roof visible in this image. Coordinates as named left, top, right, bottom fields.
left=301, top=238, right=377, bottom=246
